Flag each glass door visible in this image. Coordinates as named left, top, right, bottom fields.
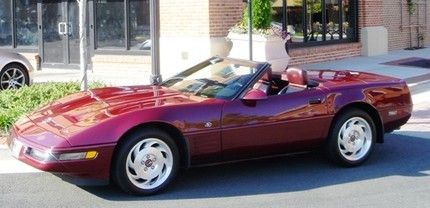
left=41, top=0, right=79, bottom=67
left=42, top=0, right=65, bottom=64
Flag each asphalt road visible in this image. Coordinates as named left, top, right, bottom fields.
left=1, top=93, right=429, bottom=208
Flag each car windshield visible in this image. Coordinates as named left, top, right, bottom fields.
left=161, top=58, right=260, bottom=100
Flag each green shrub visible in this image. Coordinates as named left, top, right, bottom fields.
left=0, top=82, right=105, bottom=131
left=241, top=0, right=272, bottom=30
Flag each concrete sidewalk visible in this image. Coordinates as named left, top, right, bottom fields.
left=33, top=46, right=430, bottom=88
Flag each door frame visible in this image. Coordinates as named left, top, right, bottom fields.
left=37, top=0, right=93, bottom=69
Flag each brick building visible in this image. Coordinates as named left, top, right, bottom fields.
left=0, top=0, right=428, bottom=77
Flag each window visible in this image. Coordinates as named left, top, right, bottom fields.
left=272, top=0, right=357, bottom=46
left=96, top=0, right=150, bottom=51
left=96, top=0, right=126, bottom=48
left=0, top=0, right=38, bottom=48
left=16, top=0, right=38, bottom=47
left=0, top=0, right=12, bottom=47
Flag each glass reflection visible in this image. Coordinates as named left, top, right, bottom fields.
left=16, top=0, right=38, bottom=46
left=96, top=0, right=125, bottom=48
left=287, top=0, right=305, bottom=43
left=306, top=0, right=322, bottom=42
left=130, top=0, right=150, bottom=50
left=342, top=0, right=352, bottom=40
left=325, top=0, right=340, bottom=40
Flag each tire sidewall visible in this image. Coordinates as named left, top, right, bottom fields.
left=112, top=128, right=179, bottom=195
left=328, top=109, right=377, bottom=167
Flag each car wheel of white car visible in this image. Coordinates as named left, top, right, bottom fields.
left=112, top=128, right=179, bottom=195
left=0, top=64, right=29, bottom=90
left=326, top=109, right=376, bottom=167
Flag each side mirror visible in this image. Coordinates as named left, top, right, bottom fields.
left=242, top=89, right=268, bottom=101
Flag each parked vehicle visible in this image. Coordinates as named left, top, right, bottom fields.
left=7, top=57, right=412, bottom=195
left=0, top=51, right=34, bottom=90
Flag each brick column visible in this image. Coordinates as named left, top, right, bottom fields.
left=158, top=0, right=244, bottom=77
left=358, top=0, right=388, bottom=56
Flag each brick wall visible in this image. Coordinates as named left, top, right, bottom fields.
left=209, top=0, right=244, bottom=37
left=160, top=0, right=210, bottom=37
left=383, top=0, right=429, bottom=50
left=358, top=0, right=384, bottom=28
left=289, top=43, right=362, bottom=66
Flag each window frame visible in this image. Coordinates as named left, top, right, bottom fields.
left=278, top=0, right=359, bottom=48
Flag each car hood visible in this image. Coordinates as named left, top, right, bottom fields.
left=24, top=85, right=202, bottom=139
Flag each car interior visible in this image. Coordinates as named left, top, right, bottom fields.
left=253, top=67, right=319, bottom=96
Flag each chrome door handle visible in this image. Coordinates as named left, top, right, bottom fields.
left=58, top=22, right=66, bottom=35
left=309, top=98, right=322, bottom=105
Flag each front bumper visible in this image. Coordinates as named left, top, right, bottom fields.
left=7, top=129, right=116, bottom=181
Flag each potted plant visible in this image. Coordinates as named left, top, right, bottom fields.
left=227, top=0, right=291, bottom=72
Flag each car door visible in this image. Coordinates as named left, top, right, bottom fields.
left=221, top=87, right=331, bottom=161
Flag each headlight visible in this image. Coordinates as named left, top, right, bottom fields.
left=25, top=147, right=56, bottom=162
left=25, top=147, right=98, bottom=162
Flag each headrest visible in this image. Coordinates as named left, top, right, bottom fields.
left=286, top=67, right=308, bottom=86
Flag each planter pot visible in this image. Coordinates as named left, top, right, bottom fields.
left=227, top=32, right=290, bottom=72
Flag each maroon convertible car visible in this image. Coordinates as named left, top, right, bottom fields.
left=8, top=57, right=412, bottom=195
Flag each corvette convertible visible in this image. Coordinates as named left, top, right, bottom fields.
left=7, top=57, right=412, bottom=195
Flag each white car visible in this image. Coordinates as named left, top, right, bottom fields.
left=0, top=51, right=34, bottom=90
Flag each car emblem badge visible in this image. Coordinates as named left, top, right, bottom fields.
left=205, top=122, right=213, bottom=128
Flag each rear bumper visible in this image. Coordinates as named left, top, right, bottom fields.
left=381, top=104, right=413, bottom=133
left=7, top=130, right=116, bottom=181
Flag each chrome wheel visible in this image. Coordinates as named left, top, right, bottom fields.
left=126, top=138, right=173, bottom=190
left=338, top=117, right=372, bottom=161
left=0, top=67, right=26, bottom=90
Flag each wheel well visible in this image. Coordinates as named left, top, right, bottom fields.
left=112, top=122, right=190, bottom=169
left=332, top=102, right=384, bottom=143
left=3, top=62, right=27, bottom=71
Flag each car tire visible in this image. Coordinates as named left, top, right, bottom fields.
left=326, top=109, right=376, bottom=167
left=111, top=128, right=179, bottom=195
left=0, top=64, right=29, bottom=90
